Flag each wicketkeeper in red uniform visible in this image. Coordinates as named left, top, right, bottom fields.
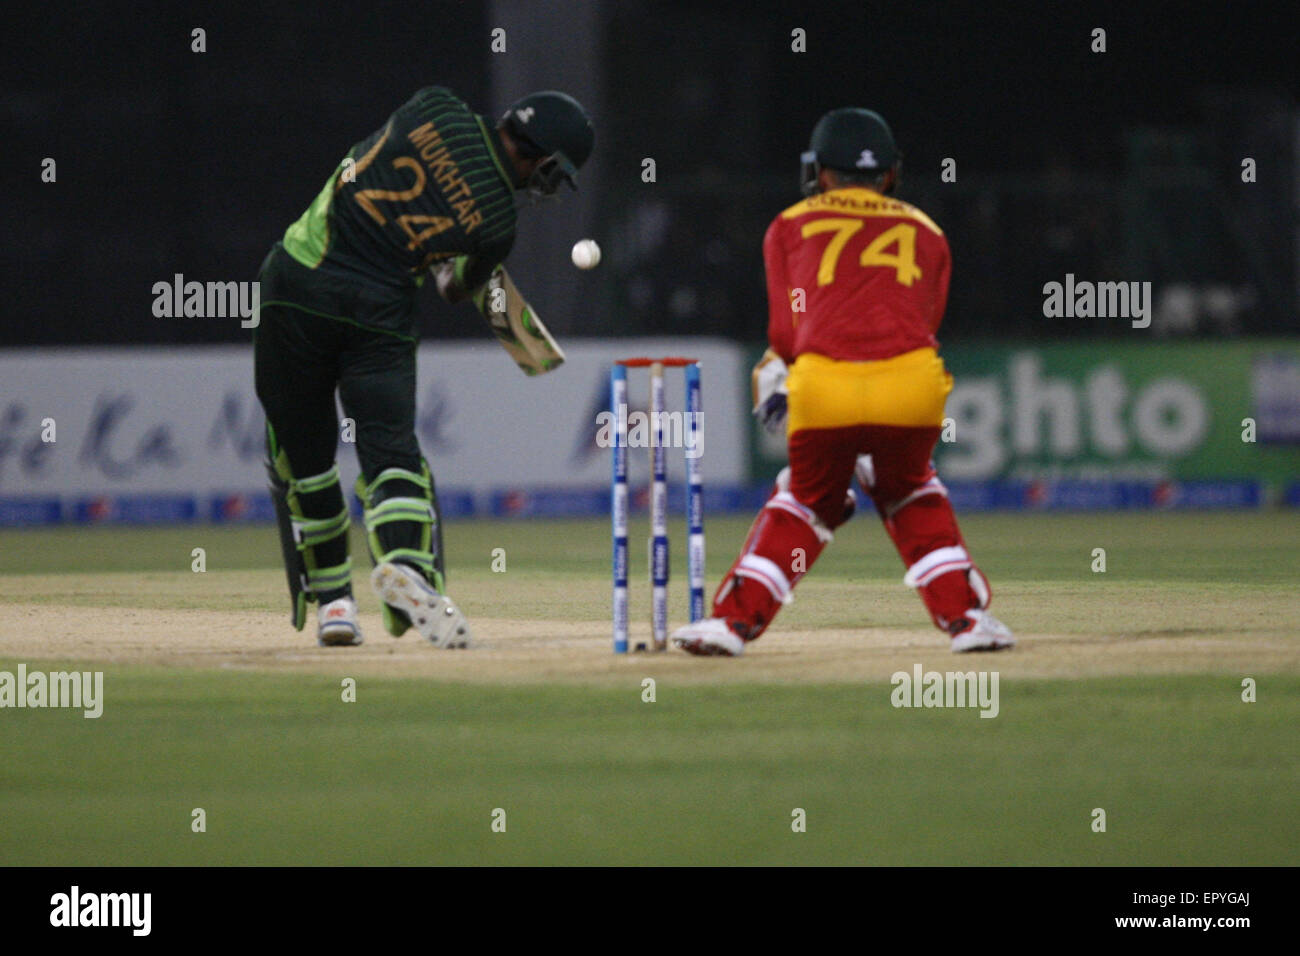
left=672, top=108, right=1014, bottom=656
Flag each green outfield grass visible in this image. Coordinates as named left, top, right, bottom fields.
left=0, top=511, right=1296, bottom=864
left=1, top=669, right=1295, bottom=865
left=2, top=511, right=1298, bottom=583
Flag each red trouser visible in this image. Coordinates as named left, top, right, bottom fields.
left=713, top=422, right=990, bottom=641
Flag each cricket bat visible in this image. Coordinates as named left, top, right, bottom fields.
left=472, top=265, right=566, bottom=376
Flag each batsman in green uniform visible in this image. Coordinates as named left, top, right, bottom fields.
left=254, top=86, right=594, bottom=648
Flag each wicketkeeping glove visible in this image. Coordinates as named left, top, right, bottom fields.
left=752, top=349, right=789, bottom=435
left=755, top=392, right=788, bottom=434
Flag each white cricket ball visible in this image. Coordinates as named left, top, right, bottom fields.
left=571, top=238, right=601, bottom=270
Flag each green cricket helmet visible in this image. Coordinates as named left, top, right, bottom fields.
left=800, top=107, right=902, bottom=196
left=500, top=90, right=595, bottom=197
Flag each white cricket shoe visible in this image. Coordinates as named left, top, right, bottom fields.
left=949, top=609, right=1015, bottom=653
left=317, top=596, right=363, bottom=647
left=370, top=562, right=472, bottom=649
left=671, top=618, right=746, bottom=657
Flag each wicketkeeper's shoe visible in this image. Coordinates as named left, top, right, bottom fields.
left=948, top=609, right=1015, bottom=653
left=671, top=618, right=747, bottom=657
left=317, top=596, right=363, bottom=647
left=370, top=561, right=472, bottom=649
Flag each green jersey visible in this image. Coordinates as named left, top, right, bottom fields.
left=282, top=86, right=518, bottom=299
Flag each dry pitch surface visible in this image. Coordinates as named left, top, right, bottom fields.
left=1, top=513, right=1295, bottom=683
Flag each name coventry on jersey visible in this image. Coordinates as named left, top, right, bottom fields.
left=782, top=190, right=943, bottom=234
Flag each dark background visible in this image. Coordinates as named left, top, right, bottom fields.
left=3, top=0, right=1296, bottom=346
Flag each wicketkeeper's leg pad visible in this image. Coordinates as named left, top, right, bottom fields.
left=876, top=477, right=993, bottom=632
left=266, top=437, right=352, bottom=631
left=712, top=483, right=833, bottom=640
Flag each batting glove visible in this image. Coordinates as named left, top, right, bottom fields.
left=433, top=256, right=472, bottom=304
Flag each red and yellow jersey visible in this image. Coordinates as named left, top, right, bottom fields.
left=764, top=187, right=951, bottom=363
